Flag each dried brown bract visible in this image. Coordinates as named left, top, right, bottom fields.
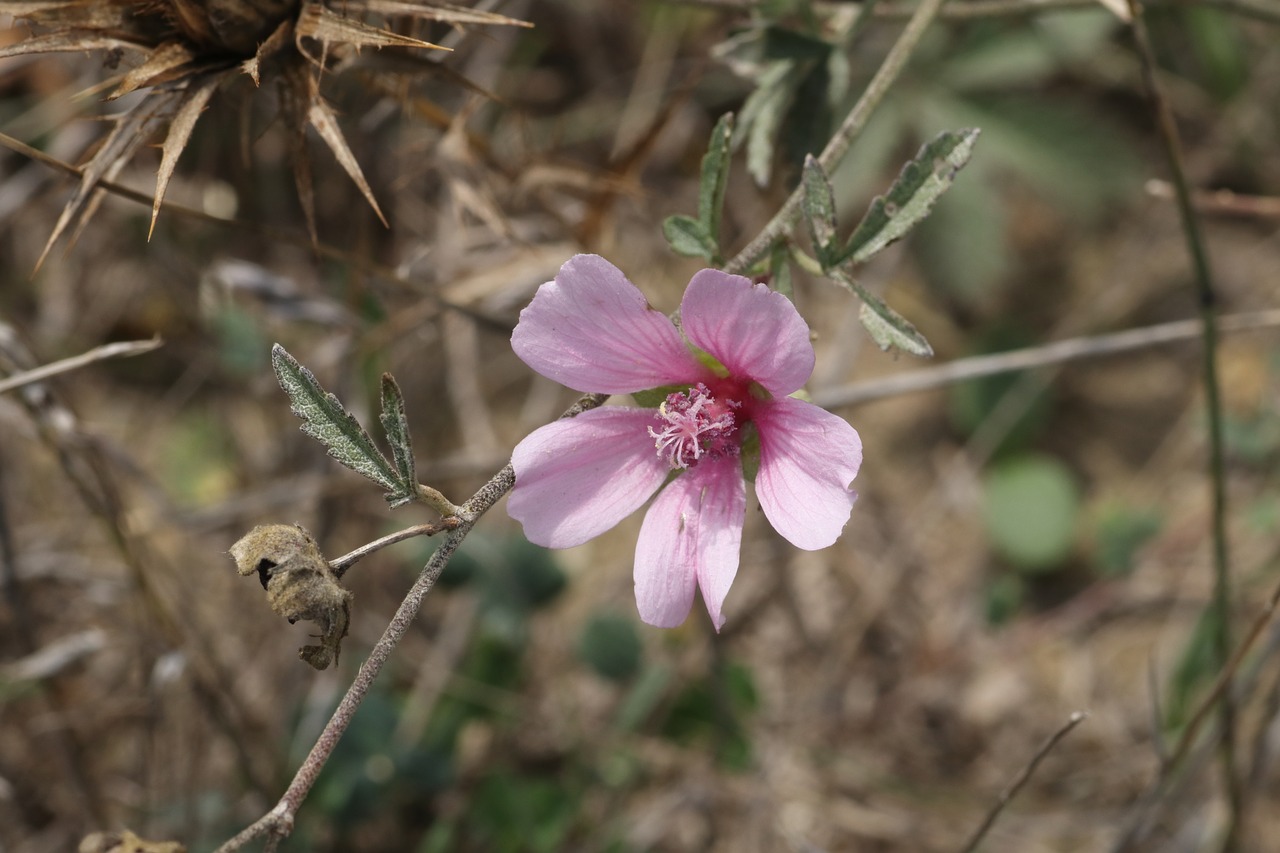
left=230, top=522, right=351, bottom=670
left=79, top=829, right=186, bottom=853
left=0, top=0, right=531, bottom=263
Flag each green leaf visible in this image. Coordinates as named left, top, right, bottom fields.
left=768, top=239, right=793, bottom=299
left=696, top=113, right=734, bottom=254
left=578, top=614, right=642, bottom=682
left=829, top=267, right=933, bottom=357
left=983, top=454, right=1079, bottom=572
left=857, top=301, right=933, bottom=358
left=837, top=127, right=981, bottom=266
left=801, top=155, right=838, bottom=268
left=272, top=343, right=401, bottom=494
left=738, top=60, right=803, bottom=188
left=662, top=214, right=716, bottom=260
left=378, top=373, right=417, bottom=508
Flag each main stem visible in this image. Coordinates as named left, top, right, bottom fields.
left=215, top=394, right=606, bottom=852
left=1127, top=2, right=1238, bottom=848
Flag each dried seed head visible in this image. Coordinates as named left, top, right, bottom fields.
left=230, top=523, right=352, bottom=670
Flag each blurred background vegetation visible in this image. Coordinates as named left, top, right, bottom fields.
left=2, top=0, right=1280, bottom=850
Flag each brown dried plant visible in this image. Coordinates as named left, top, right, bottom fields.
left=0, top=0, right=530, bottom=266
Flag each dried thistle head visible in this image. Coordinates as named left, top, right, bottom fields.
left=0, top=0, right=531, bottom=265
left=230, top=522, right=351, bottom=670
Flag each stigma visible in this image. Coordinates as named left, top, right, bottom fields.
left=648, top=383, right=740, bottom=469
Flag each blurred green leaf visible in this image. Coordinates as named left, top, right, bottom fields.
left=837, top=127, right=981, bottom=266
left=983, top=454, right=1080, bottom=571
left=272, top=344, right=403, bottom=496
left=985, top=573, right=1025, bottom=626
left=614, top=664, right=673, bottom=732
left=578, top=614, right=642, bottom=682
left=1166, top=607, right=1223, bottom=729
left=1094, top=505, right=1163, bottom=577
left=739, top=60, right=805, bottom=187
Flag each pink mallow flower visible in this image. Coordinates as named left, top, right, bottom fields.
left=508, top=254, right=862, bottom=630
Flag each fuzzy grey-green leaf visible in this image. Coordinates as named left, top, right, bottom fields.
left=838, top=128, right=981, bottom=266
left=379, top=373, right=415, bottom=486
left=858, top=300, right=934, bottom=357
left=697, top=112, right=734, bottom=252
left=801, top=155, right=838, bottom=267
left=663, top=215, right=716, bottom=259
left=272, top=344, right=401, bottom=492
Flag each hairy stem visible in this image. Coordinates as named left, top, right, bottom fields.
left=213, top=392, right=606, bottom=852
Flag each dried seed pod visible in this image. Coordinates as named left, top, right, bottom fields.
left=230, top=523, right=351, bottom=670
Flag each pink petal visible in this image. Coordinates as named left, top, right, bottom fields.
left=680, top=269, right=815, bottom=396
left=509, top=407, right=670, bottom=548
left=634, top=457, right=745, bottom=630
left=512, top=254, right=708, bottom=394
left=753, top=397, right=862, bottom=550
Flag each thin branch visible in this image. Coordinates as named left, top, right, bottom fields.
left=329, top=519, right=460, bottom=578
left=957, top=712, right=1089, bottom=853
left=812, top=309, right=1280, bottom=409
left=1146, top=179, right=1280, bottom=219
left=212, top=391, right=607, bottom=853
left=1110, top=573, right=1280, bottom=851
left=1128, top=1, right=1239, bottom=847
left=724, top=0, right=951, bottom=274
left=0, top=337, right=162, bottom=395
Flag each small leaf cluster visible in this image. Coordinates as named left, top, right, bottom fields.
left=801, top=129, right=982, bottom=357
left=271, top=344, right=421, bottom=509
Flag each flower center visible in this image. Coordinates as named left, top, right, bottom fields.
left=648, top=383, right=741, bottom=469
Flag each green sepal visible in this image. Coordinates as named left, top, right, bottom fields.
left=631, top=384, right=688, bottom=408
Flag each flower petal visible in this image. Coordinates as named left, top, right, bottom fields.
left=512, top=254, right=708, bottom=394
left=634, top=457, right=745, bottom=630
left=680, top=268, right=814, bottom=396
left=754, top=397, right=861, bottom=550
left=509, top=407, right=670, bottom=548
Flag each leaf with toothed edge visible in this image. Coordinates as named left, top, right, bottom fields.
left=829, top=268, right=933, bottom=358
left=835, top=128, right=981, bottom=267
left=800, top=155, right=838, bottom=268
left=271, top=344, right=404, bottom=496
left=378, top=373, right=418, bottom=508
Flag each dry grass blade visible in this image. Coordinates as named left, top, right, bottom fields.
left=150, top=74, right=221, bottom=239
left=109, top=41, right=202, bottom=100
left=0, top=32, right=143, bottom=58
left=0, top=1, right=131, bottom=28
left=342, top=0, right=534, bottom=27
left=307, top=94, right=389, bottom=227
left=296, top=2, right=451, bottom=53
left=35, top=88, right=184, bottom=272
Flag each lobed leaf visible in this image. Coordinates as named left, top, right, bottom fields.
left=271, top=344, right=402, bottom=494
left=837, top=127, right=981, bottom=266
left=378, top=373, right=417, bottom=508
